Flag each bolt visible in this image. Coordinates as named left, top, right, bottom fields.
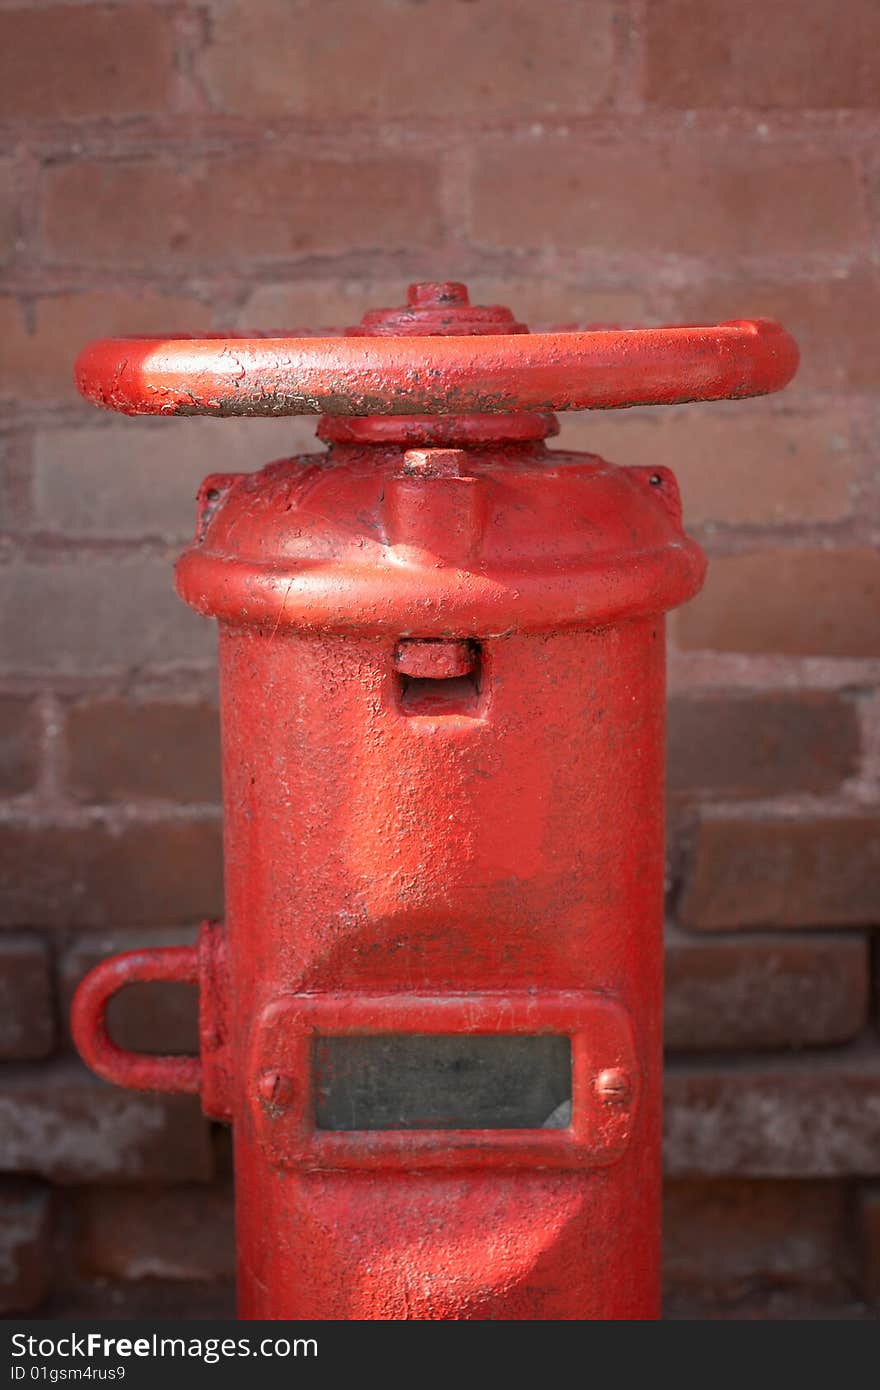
left=594, top=1067, right=633, bottom=1105
left=402, top=447, right=467, bottom=478
left=393, top=638, right=475, bottom=680
left=257, top=1069, right=294, bottom=1110
left=407, top=281, right=469, bottom=308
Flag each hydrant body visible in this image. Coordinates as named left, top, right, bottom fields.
left=71, top=284, right=798, bottom=1320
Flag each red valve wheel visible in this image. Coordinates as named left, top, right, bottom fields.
left=74, top=283, right=798, bottom=418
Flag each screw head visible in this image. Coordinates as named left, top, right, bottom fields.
left=594, top=1067, right=633, bottom=1105
left=256, top=1069, right=294, bottom=1110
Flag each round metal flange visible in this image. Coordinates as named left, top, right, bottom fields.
left=74, top=282, right=799, bottom=418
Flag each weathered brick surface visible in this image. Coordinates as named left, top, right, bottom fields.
left=0, top=559, right=215, bottom=676
left=643, top=0, right=880, bottom=109
left=664, top=1180, right=853, bottom=1308
left=664, top=1052, right=880, bottom=1177
left=0, top=696, right=40, bottom=796
left=560, top=405, right=862, bottom=527
left=0, top=819, right=222, bottom=928
left=199, top=0, right=617, bottom=119
left=0, top=158, right=18, bottom=266
left=75, top=1184, right=234, bottom=1283
left=0, top=935, right=54, bottom=1062
left=44, top=1281, right=236, bottom=1321
left=679, top=815, right=880, bottom=931
left=665, top=927, right=868, bottom=1051
left=471, top=141, right=864, bottom=257
left=0, top=1180, right=53, bottom=1315
left=0, top=6, right=176, bottom=122
left=860, top=1185, right=880, bottom=1305
left=0, top=291, right=215, bottom=407
left=667, top=692, right=860, bottom=798
left=59, top=928, right=199, bottom=1058
left=32, top=417, right=311, bottom=539
left=674, top=549, right=880, bottom=658
left=0, top=1064, right=212, bottom=1184
left=44, top=152, right=444, bottom=267
left=65, top=699, right=221, bottom=804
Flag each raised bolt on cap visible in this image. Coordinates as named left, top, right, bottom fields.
left=393, top=639, right=475, bottom=680
left=257, top=1069, right=294, bottom=1110
left=402, top=448, right=467, bottom=478
left=594, top=1067, right=633, bottom=1104
left=407, top=282, right=469, bottom=308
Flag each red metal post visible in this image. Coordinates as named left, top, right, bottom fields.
left=71, top=283, right=798, bottom=1319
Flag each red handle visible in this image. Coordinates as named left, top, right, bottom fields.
left=74, top=318, right=799, bottom=418
left=71, top=945, right=201, bottom=1095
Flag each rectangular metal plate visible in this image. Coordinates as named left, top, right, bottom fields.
left=314, top=1033, right=572, bottom=1131
left=250, top=992, right=638, bottom=1171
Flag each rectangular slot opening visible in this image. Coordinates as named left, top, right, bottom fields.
left=396, top=641, right=482, bottom=716
left=314, top=1033, right=571, bottom=1131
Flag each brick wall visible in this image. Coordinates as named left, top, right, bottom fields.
left=1, top=0, right=878, bottom=1320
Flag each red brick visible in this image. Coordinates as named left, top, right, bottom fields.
left=559, top=404, right=861, bottom=526
left=667, top=692, right=860, bottom=798
left=665, top=927, right=868, bottom=1050
left=0, top=6, right=175, bottom=121
left=474, top=281, right=651, bottom=330
left=0, top=558, right=215, bottom=676
left=0, top=158, right=17, bottom=265
left=43, top=152, right=444, bottom=267
left=199, top=0, right=616, bottom=118
left=675, top=549, right=880, bottom=658
left=75, top=1183, right=234, bottom=1283
left=32, top=417, right=310, bottom=538
left=0, top=696, right=40, bottom=796
left=643, top=0, right=880, bottom=109
left=674, top=273, right=880, bottom=394
left=45, top=1281, right=235, bottom=1320
left=0, top=818, right=222, bottom=928
left=65, top=699, right=221, bottom=804
left=664, top=1049, right=880, bottom=1176
left=860, top=1185, right=880, bottom=1304
left=0, top=1180, right=53, bottom=1314
left=0, top=1062, right=211, bottom=1183
left=0, top=432, right=33, bottom=532
left=0, top=934, right=54, bottom=1061
left=59, top=928, right=200, bottom=1058
left=670, top=1290, right=869, bottom=1319
left=471, top=140, right=864, bottom=256
left=680, top=815, right=880, bottom=930
left=240, top=277, right=426, bottom=333
left=664, top=1180, right=852, bottom=1308
left=0, top=291, right=213, bottom=406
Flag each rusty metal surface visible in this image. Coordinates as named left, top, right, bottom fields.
left=70, top=280, right=799, bottom=1321
left=74, top=317, right=798, bottom=417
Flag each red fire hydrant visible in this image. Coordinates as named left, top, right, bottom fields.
left=71, top=283, right=798, bottom=1320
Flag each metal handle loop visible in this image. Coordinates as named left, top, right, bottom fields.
left=71, top=944, right=201, bottom=1095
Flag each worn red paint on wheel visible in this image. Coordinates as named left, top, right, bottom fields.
left=71, top=282, right=798, bottom=1321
